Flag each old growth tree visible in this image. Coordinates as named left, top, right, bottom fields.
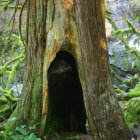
left=6, top=0, right=132, bottom=139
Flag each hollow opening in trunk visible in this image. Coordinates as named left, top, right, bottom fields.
left=47, top=51, right=87, bottom=134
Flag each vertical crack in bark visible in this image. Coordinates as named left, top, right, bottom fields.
left=47, top=0, right=55, bottom=32
left=34, top=0, right=39, bottom=53
left=52, top=0, right=55, bottom=27
left=26, top=0, right=30, bottom=46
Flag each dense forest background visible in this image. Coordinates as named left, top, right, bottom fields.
left=0, top=0, right=140, bottom=139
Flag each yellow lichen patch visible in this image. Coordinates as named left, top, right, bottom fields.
left=100, top=37, right=107, bottom=51
left=100, top=0, right=105, bottom=21
left=45, top=90, right=48, bottom=95
left=42, top=76, right=49, bottom=116
left=42, top=100, right=47, bottom=116
left=52, top=39, right=57, bottom=57
left=70, top=37, right=75, bottom=46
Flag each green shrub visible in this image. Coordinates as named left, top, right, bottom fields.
left=0, top=123, right=41, bottom=140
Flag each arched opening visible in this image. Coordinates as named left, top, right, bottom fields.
left=46, top=51, right=87, bottom=134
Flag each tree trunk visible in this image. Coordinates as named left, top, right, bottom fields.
left=6, top=0, right=132, bottom=139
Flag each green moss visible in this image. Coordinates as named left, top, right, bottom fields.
left=6, top=59, right=23, bottom=91
left=106, top=8, right=118, bottom=31
left=124, top=59, right=130, bottom=69
left=45, top=105, right=64, bottom=134
left=122, top=77, right=139, bottom=89
left=135, top=58, right=140, bottom=70
left=127, top=49, right=140, bottom=70
left=122, top=79, right=128, bottom=84
left=111, top=19, right=140, bottom=49
left=0, top=131, right=5, bottom=140
left=128, top=82, right=140, bottom=97
left=105, top=9, right=131, bottom=48
left=125, top=97, right=140, bottom=123
left=0, top=105, right=12, bottom=119
left=114, top=85, right=125, bottom=94
left=0, top=97, right=7, bottom=106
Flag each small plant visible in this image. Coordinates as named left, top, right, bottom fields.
left=6, top=124, right=41, bottom=140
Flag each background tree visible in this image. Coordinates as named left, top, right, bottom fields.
left=5, top=0, right=132, bottom=139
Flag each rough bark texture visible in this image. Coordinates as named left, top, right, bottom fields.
left=6, top=0, right=47, bottom=133
left=6, top=0, right=132, bottom=140
left=74, top=1, right=132, bottom=140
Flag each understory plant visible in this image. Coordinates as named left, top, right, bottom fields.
left=0, top=122, right=41, bottom=140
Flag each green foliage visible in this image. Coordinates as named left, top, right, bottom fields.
left=0, top=34, right=24, bottom=127
left=106, top=8, right=140, bottom=49
left=106, top=8, right=131, bottom=48
left=125, top=97, right=140, bottom=124
left=128, top=82, right=140, bottom=97
left=1, top=124, right=41, bottom=140
left=127, top=48, right=140, bottom=70
left=124, top=82, right=140, bottom=123
left=124, top=59, right=130, bottom=69
left=113, top=19, right=140, bottom=48
left=0, top=131, right=5, bottom=140
left=2, top=4, right=9, bottom=12
left=122, top=77, right=139, bottom=90
left=0, top=34, right=24, bottom=95
left=130, top=0, right=140, bottom=22
left=106, top=8, right=118, bottom=31
left=122, top=81, right=140, bottom=125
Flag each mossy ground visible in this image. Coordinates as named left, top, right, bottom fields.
left=124, top=82, right=140, bottom=124
left=125, top=97, right=140, bottom=124
left=128, top=82, right=140, bottom=97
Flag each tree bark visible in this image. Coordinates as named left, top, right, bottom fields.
left=6, top=0, right=132, bottom=140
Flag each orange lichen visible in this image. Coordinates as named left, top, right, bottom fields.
left=63, top=0, right=73, bottom=13
left=101, top=56, right=105, bottom=62
left=66, top=29, right=70, bottom=37
left=69, top=0, right=73, bottom=4
left=63, top=0, right=67, bottom=10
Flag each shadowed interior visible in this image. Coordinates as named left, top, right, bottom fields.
left=47, top=51, right=87, bottom=133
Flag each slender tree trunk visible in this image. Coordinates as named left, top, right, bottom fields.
left=6, top=0, right=132, bottom=139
